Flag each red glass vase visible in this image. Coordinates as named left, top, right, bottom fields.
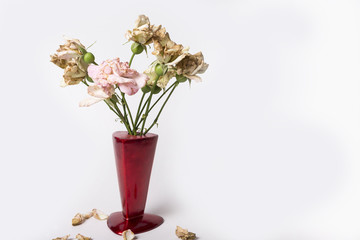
left=107, top=131, right=164, bottom=235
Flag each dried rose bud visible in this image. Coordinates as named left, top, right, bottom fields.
left=52, top=235, right=70, bottom=240
left=76, top=233, right=92, bottom=240
left=176, top=226, right=196, bottom=240
left=122, top=229, right=135, bottom=240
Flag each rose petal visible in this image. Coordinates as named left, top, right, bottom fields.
left=79, top=97, right=103, bottom=107
left=119, top=83, right=138, bottom=95
left=87, top=85, right=112, bottom=98
left=122, top=229, right=135, bottom=240
left=87, top=64, right=100, bottom=79
left=133, top=73, right=148, bottom=88
left=92, top=209, right=108, bottom=220
left=185, top=74, right=202, bottom=82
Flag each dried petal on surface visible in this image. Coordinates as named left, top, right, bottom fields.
left=122, top=229, right=135, bottom=240
left=75, top=233, right=92, bottom=240
left=52, top=235, right=70, bottom=240
left=72, top=209, right=108, bottom=226
left=175, top=226, right=196, bottom=240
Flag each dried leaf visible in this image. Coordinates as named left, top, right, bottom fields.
left=76, top=233, right=92, bottom=240
left=122, top=229, right=135, bottom=240
left=72, top=209, right=108, bottom=226
left=176, top=226, right=196, bottom=240
left=52, top=235, right=70, bottom=240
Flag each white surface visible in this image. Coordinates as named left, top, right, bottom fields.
left=0, top=0, right=360, bottom=239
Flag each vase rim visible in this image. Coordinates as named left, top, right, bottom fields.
left=113, top=131, right=158, bottom=141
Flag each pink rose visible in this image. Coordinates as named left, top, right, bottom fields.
left=87, top=58, right=148, bottom=95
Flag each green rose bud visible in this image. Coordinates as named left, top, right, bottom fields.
left=131, top=42, right=144, bottom=55
left=141, top=85, right=151, bottom=93
left=152, top=85, right=162, bottom=94
left=155, top=63, right=168, bottom=76
left=83, top=52, right=95, bottom=63
left=176, top=74, right=188, bottom=83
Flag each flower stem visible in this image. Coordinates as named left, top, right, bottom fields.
left=140, top=75, right=160, bottom=135
left=135, top=97, right=150, bottom=129
left=129, top=53, right=136, bottom=67
left=122, top=93, right=135, bottom=131
left=148, top=81, right=177, bottom=113
left=134, top=92, right=146, bottom=134
left=144, top=82, right=178, bottom=134
left=111, top=100, right=132, bottom=134
left=136, top=81, right=177, bottom=129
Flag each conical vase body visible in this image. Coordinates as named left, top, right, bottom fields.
left=107, top=131, right=164, bottom=235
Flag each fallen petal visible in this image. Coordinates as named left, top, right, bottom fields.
left=52, top=235, right=70, bottom=240
left=72, top=211, right=94, bottom=226
left=122, top=229, right=135, bottom=240
left=176, top=226, right=196, bottom=240
left=76, top=233, right=92, bottom=240
left=92, top=209, right=109, bottom=220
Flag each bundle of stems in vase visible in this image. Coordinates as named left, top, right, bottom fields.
left=50, top=15, right=208, bottom=136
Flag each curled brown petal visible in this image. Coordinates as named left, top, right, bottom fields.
left=52, top=235, right=70, bottom=240
left=76, top=233, right=92, bottom=240
left=176, top=226, right=196, bottom=240
left=72, top=209, right=108, bottom=226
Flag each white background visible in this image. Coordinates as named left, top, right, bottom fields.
left=0, top=0, right=360, bottom=239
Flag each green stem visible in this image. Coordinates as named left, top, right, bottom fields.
left=129, top=53, right=136, bottom=67
left=81, top=71, right=132, bottom=133
left=112, top=100, right=132, bottom=134
left=136, top=82, right=177, bottom=129
left=120, top=92, right=129, bottom=125
left=144, top=82, right=178, bottom=134
left=135, top=97, right=150, bottom=129
left=140, top=76, right=159, bottom=135
left=134, top=92, right=146, bottom=134
left=122, top=93, right=135, bottom=131
left=149, top=82, right=177, bottom=113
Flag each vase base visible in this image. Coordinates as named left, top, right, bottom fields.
left=107, top=211, right=164, bottom=235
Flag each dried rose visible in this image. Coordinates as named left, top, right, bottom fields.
left=52, top=235, right=70, bottom=240
left=152, top=38, right=188, bottom=64
left=76, top=234, right=92, bottom=240
left=174, top=52, right=208, bottom=82
left=125, top=15, right=162, bottom=45
left=122, top=229, right=135, bottom=240
left=50, top=38, right=88, bottom=86
left=176, top=226, right=196, bottom=240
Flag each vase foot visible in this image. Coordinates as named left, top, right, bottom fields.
left=107, top=211, right=164, bottom=235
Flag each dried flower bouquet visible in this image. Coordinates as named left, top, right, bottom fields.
left=51, top=15, right=208, bottom=136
